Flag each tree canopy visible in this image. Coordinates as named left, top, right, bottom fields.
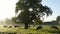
left=15, top=0, right=53, bottom=24
left=56, top=16, right=60, bottom=23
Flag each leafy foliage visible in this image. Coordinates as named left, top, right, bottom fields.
left=56, top=16, right=60, bottom=23
left=15, top=0, right=53, bottom=24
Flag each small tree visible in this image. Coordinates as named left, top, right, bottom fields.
left=56, top=16, right=60, bottom=23
left=15, top=0, right=53, bottom=29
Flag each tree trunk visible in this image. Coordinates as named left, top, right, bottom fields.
left=24, top=23, right=28, bottom=29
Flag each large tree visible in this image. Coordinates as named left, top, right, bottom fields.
left=15, top=0, right=53, bottom=29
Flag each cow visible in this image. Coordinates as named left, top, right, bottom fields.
left=8, top=26, right=12, bottom=28
left=3, top=26, right=7, bottom=28
left=14, top=25, right=20, bottom=28
left=36, top=25, right=42, bottom=30
left=51, top=26, right=58, bottom=30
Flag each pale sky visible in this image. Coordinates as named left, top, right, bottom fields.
left=0, top=0, right=18, bottom=20
left=42, top=0, right=60, bottom=21
left=0, top=0, right=60, bottom=21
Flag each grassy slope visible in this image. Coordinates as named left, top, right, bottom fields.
left=0, top=25, right=60, bottom=34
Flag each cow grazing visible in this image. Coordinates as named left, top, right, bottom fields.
left=36, top=25, right=42, bottom=30
left=8, top=26, right=12, bottom=28
left=3, top=26, right=7, bottom=28
left=14, top=25, right=20, bottom=28
left=51, top=26, right=58, bottom=30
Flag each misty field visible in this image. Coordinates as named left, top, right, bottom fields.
left=0, top=25, right=60, bottom=34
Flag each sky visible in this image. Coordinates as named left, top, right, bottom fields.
left=42, top=0, right=60, bottom=21
left=0, top=0, right=60, bottom=21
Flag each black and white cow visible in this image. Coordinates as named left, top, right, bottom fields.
left=36, top=25, right=42, bottom=30
left=51, top=26, right=58, bottom=30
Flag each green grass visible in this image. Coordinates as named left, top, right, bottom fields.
left=0, top=25, right=60, bottom=34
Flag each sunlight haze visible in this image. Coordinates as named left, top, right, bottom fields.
left=0, top=0, right=18, bottom=20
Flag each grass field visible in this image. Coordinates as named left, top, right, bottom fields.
left=0, top=25, right=60, bottom=34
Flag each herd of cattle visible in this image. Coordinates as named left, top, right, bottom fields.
left=3, top=25, right=21, bottom=28
left=2, top=25, right=59, bottom=30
